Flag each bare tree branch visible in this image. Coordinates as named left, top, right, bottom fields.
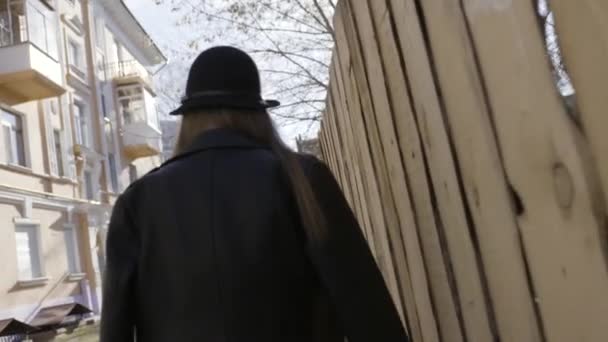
left=250, top=49, right=330, bottom=69
left=312, top=0, right=336, bottom=39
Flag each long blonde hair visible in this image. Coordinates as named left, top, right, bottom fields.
left=174, top=109, right=326, bottom=242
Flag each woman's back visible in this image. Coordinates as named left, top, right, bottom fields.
left=127, top=129, right=333, bottom=341
left=101, top=46, right=407, bottom=342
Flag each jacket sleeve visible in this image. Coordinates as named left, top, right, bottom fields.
left=305, top=157, right=409, bottom=342
left=100, top=194, right=138, bottom=342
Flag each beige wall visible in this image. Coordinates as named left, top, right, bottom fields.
left=0, top=203, right=82, bottom=313
left=0, top=0, right=164, bottom=322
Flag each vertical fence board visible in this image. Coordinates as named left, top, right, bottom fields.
left=333, top=5, right=405, bottom=320
left=355, top=0, right=495, bottom=341
left=551, top=0, right=608, bottom=213
left=326, top=91, right=354, bottom=206
left=327, top=89, right=365, bottom=236
left=347, top=0, right=445, bottom=325
left=366, top=1, right=470, bottom=342
left=318, top=0, right=608, bottom=341
left=329, top=66, right=377, bottom=253
left=402, top=1, right=544, bottom=341
left=461, top=0, right=608, bottom=341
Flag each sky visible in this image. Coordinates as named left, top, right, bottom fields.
left=124, top=0, right=321, bottom=147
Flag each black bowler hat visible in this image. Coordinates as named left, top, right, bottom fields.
left=170, top=46, right=280, bottom=115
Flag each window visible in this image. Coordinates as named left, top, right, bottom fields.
left=68, top=39, right=84, bottom=70
left=143, top=88, right=159, bottom=129
left=108, top=153, right=119, bottom=192
left=84, top=170, right=94, bottom=200
left=63, top=225, right=81, bottom=274
left=29, top=2, right=58, bottom=57
left=54, top=130, right=65, bottom=177
left=14, top=222, right=43, bottom=280
left=117, top=85, right=145, bottom=124
left=0, top=10, right=11, bottom=47
left=1, top=109, right=26, bottom=166
left=73, top=100, right=89, bottom=147
left=94, top=16, right=104, bottom=49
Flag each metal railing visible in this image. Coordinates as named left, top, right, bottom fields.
left=105, top=60, right=152, bottom=86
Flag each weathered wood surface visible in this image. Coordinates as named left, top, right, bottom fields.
left=319, top=0, right=608, bottom=341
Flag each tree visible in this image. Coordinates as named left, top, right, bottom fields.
left=153, top=0, right=336, bottom=133
left=537, top=0, right=574, bottom=96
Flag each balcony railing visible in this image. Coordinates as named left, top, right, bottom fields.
left=105, top=60, right=153, bottom=88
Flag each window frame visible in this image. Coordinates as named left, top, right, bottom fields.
left=62, top=223, right=83, bottom=276
left=13, top=218, right=47, bottom=285
left=72, top=97, right=90, bottom=147
left=68, top=38, right=84, bottom=69
left=1, top=107, right=29, bottom=168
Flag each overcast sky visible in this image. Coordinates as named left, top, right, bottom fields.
left=124, top=0, right=317, bottom=146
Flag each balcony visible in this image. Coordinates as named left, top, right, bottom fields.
left=122, top=122, right=162, bottom=160
left=106, top=60, right=154, bottom=92
left=0, top=0, right=65, bottom=105
left=117, top=84, right=161, bottom=159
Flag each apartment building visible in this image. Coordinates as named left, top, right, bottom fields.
left=0, top=0, right=165, bottom=337
left=160, top=119, right=178, bottom=162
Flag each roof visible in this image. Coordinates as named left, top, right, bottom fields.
left=100, top=0, right=167, bottom=65
left=0, top=319, right=39, bottom=337
left=30, top=303, right=92, bottom=328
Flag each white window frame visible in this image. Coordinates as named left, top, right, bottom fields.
left=67, top=36, right=86, bottom=79
left=72, top=98, right=91, bottom=147
left=1, top=108, right=29, bottom=168
left=13, top=218, right=48, bottom=287
left=62, top=224, right=84, bottom=278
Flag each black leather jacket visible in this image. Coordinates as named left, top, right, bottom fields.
left=100, top=128, right=407, bottom=342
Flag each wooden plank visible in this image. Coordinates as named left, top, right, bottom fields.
left=361, top=1, right=470, bottom=342
left=325, top=95, right=352, bottom=203
left=343, top=0, right=428, bottom=324
left=350, top=0, right=492, bottom=341
left=331, top=104, right=354, bottom=205
left=394, top=1, right=543, bottom=341
left=460, top=0, right=608, bottom=341
left=334, top=36, right=421, bottom=336
left=328, top=76, right=373, bottom=243
left=551, top=0, right=608, bottom=213
left=330, top=56, right=379, bottom=261
left=324, top=102, right=340, bottom=184
left=329, top=91, right=357, bottom=210
left=318, top=125, right=329, bottom=162
left=327, top=90, right=365, bottom=235
left=354, top=0, right=496, bottom=340
left=333, top=4, right=406, bottom=322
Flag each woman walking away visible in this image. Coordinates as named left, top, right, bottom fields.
left=100, top=46, right=408, bottom=342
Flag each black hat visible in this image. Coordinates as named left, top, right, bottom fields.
left=170, top=46, right=280, bottom=115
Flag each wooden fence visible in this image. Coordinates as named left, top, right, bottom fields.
left=318, top=1, right=608, bottom=341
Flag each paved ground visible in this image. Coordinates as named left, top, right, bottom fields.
left=53, top=325, right=99, bottom=342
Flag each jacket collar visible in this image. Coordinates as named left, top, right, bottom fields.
left=161, top=128, right=267, bottom=168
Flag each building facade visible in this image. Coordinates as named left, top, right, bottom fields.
left=160, top=119, right=178, bottom=162
left=0, top=0, right=165, bottom=334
